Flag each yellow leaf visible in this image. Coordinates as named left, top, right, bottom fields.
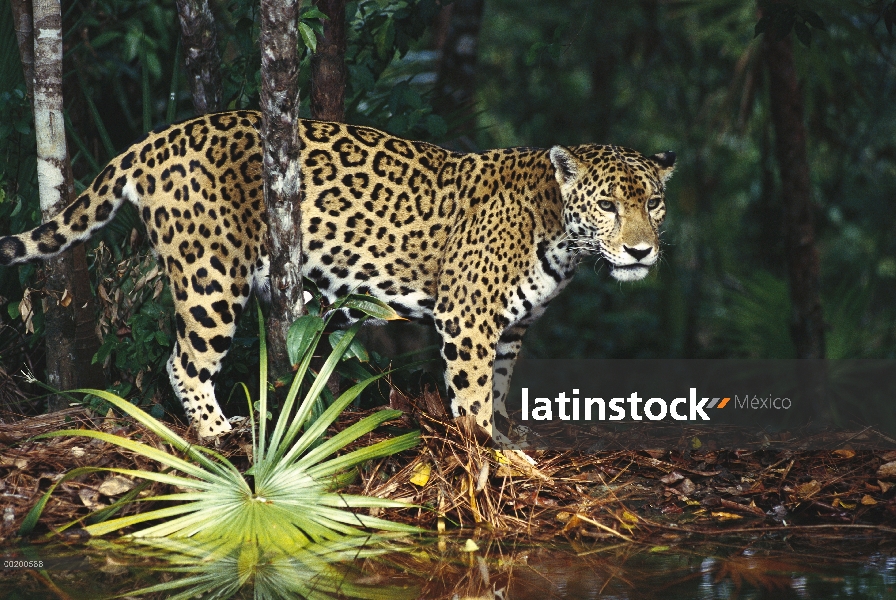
left=861, top=495, right=878, bottom=506
left=621, top=510, right=639, bottom=524
left=462, top=539, right=479, bottom=552
left=492, top=450, right=511, bottom=465
left=409, top=462, right=431, bottom=487
left=691, top=436, right=702, bottom=450
left=711, top=512, right=743, bottom=520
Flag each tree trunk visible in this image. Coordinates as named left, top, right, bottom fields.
left=32, top=0, right=103, bottom=408
left=310, top=0, right=347, bottom=395
left=434, top=0, right=484, bottom=116
left=174, top=0, right=222, bottom=114
left=10, top=0, right=34, bottom=100
left=260, top=0, right=303, bottom=380
left=763, top=34, right=825, bottom=359
left=310, top=0, right=346, bottom=122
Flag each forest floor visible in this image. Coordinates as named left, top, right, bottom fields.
left=1, top=390, right=896, bottom=545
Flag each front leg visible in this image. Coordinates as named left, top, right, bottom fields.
left=435, top=310, right=499, bottom=430
left=491, top=324, right=528, bottom=426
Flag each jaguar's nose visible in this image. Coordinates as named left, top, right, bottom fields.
left=623, top=245, right=652, bottom=261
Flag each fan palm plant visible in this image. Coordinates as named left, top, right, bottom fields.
left=20, top=295, right=422, bottom=546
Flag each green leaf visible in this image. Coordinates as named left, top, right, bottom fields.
left=287, top=314, right=325, bottom=365
left=299, top=22, right=318, bottom=53
left=90, top=31, right=122, bottom=49
left=793, top=21, right=812, bottom=46
left=771, top=15, right=795, bottom=41
left=307, top=431, right=420, bottom=479
left=329, top=330, right=369, bottom=362
left=7, top=301, right=19, bottom=320
left=374, top=21, right=396, bottom=60
left=424, top=114, right=447, bottom=139
left=335, top=359, right=375, bottom=382
left=800, top=10, right=825, bottom=30
left=343, top=294, right=404, bottom=320
left=19, top=466, right=108, bottom=535
left=93, top=336, right=117, bottom=365
left=525, top=41, right=548, bottom=65
left=301, top=7, right=328, bottom=21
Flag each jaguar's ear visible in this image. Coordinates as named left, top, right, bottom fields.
left=649, top=151, right=676, bottom=182
left=550, top=146, right=580, bottom=187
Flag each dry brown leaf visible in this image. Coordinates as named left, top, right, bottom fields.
left=795, top=480, right=821, bottom=499
left=78, top=488, right=105, bottom=510
left=660, top=471, right=685, bottom=485
left=877, top=461, right=896, bottom=479
left=19, top=288, right=34, bottom=334
left=98, top=475, right=136, bottom=497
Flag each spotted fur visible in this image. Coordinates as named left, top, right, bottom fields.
left=0, top=111, right=675, bottom=438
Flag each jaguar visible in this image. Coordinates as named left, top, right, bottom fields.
left=0, top=110, right=674, bottom=440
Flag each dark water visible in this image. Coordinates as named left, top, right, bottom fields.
left=1, top=535, right=894, bottom=599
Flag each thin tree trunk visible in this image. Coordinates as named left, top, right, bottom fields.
left=260, top=0, right=304, bottom=380
left=311, top=0, right=346, bottom=122
left=434, top=0, right=484, bottom=115
left=10, top=0, right=34, bottom=100
left=32, top=0, right=103, bottom=408
left=174, top=0, right=222, bottom=114
left=763, top=34, right=825, bottom=359
left=310, top=0, right=346, bottom=395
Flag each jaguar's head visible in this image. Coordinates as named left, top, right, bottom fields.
left=550, top=144, right=675, bottom=281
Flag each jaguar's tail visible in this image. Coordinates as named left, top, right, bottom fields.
left=0, top=164, right=132, bottom=266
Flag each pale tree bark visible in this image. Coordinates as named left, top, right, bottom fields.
left=32, top=0, right=103, bottom=408
left=174, top=0, right=222, bottom=114
left=764, top=34, right=826, bottom=359
left=310, top=0, right=346, bottom=122
left=260, top=0, right=304, bottom=379
left=10, top=0, right=34, bottom=100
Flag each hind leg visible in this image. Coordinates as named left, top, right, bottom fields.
left=165, top=280, right=251, bottom=437
left=166, top=337, right=232, bottom=437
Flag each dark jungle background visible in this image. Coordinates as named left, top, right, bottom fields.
left=1, top=0, right=895, bottom=420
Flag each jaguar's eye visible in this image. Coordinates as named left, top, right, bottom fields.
left=647, top=197, right=662, bottom=210
left=598, top=200, right=616, bottom=212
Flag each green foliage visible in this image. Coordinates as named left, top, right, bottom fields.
left=885, top=1, right=896, bottom=35
left=217, top=0, right=448, bottom=139
left=2, top=0, right=894, bottom=416
left=341, top=0, right=448, bottom=139
left=754, top=2, right=826, bottom=46
left=0, top=0, right=448, bottom=415
left=478, top=0, right=896, bottom=359
left=20, top=298, right=421, bottom=545
left=717, top=271, right=795, bottom=359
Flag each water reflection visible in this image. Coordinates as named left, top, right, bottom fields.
left=1, top=535, right=894, bottom=599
